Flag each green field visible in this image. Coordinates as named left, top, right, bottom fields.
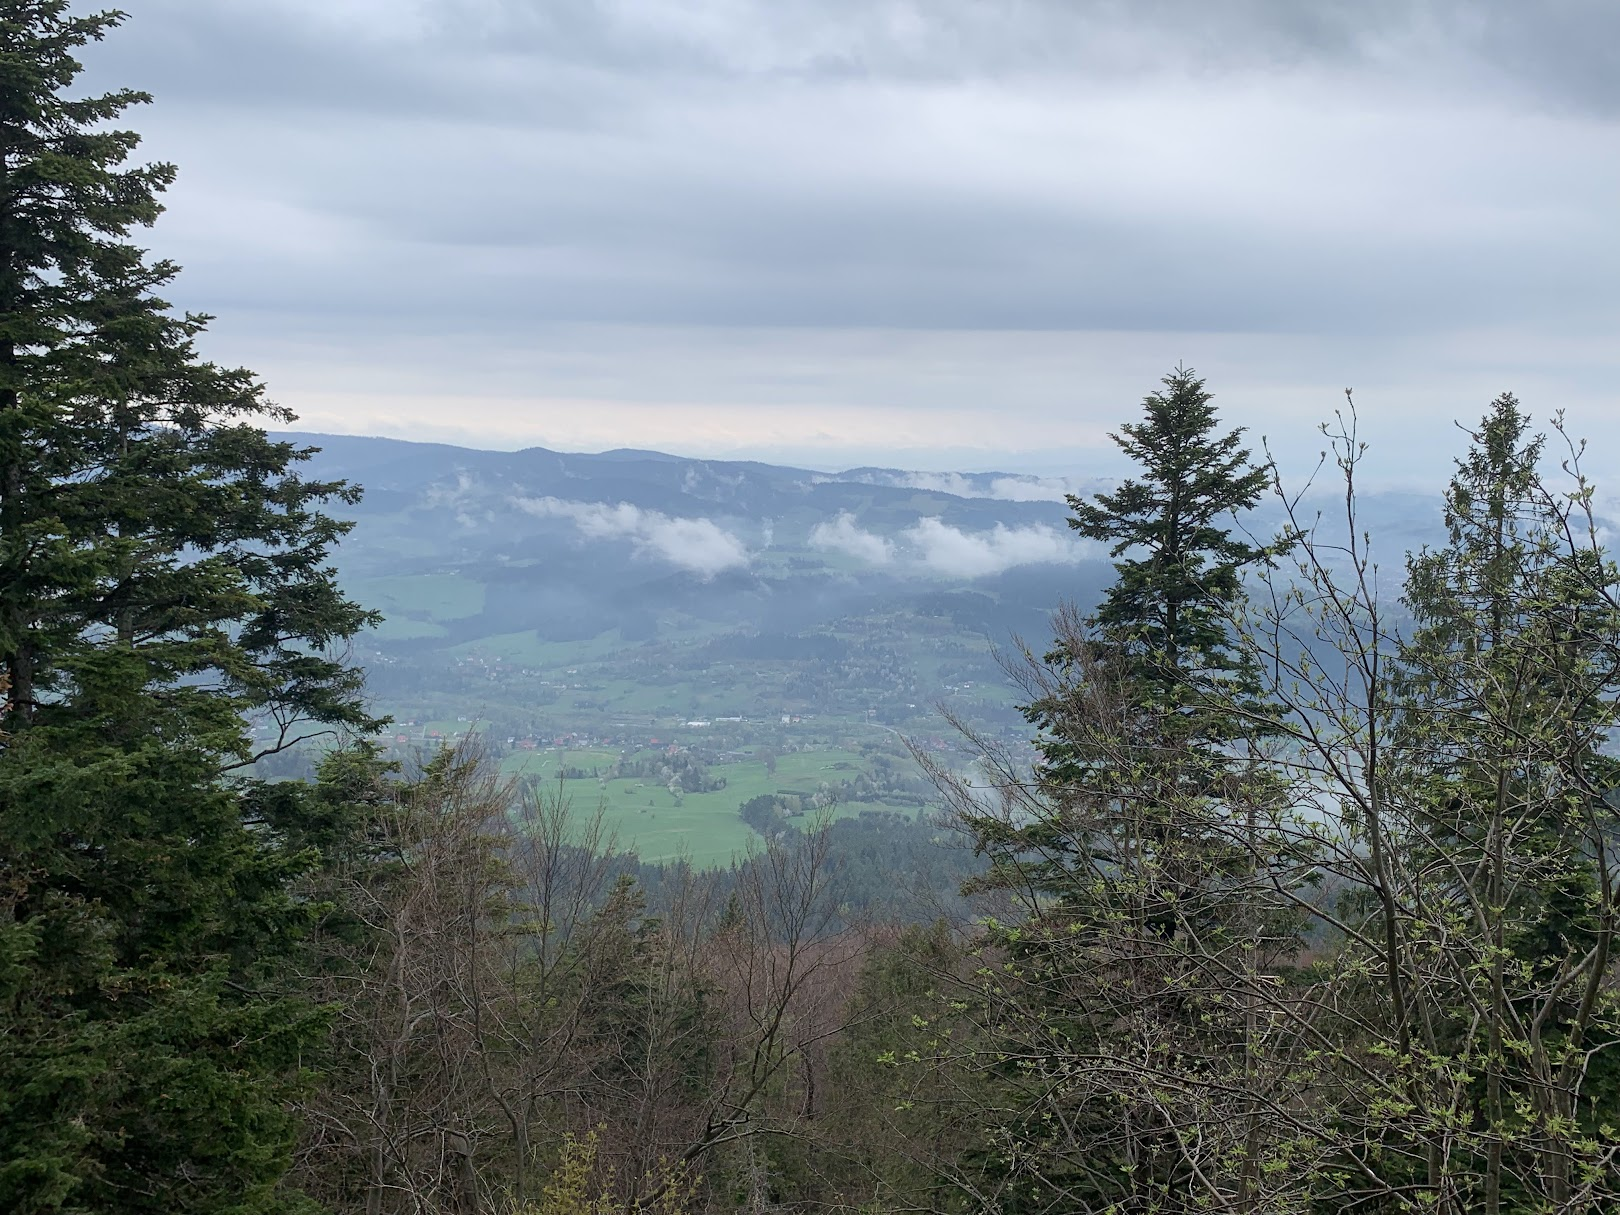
left=451, top=629, right=629, bottom=667
left=500, top=748, right=621, bottom=779
left=419, top=718, right=488, bottom=738
left=367, top=616, right=449, bottom=641
left=350, top=573, right=487, bottom=641
left=500, top=747, right=920, bottom=866
left=351, top=573, right=487, bottom=620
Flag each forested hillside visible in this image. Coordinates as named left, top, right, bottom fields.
left=5, top=6, right=1620, bottom=1215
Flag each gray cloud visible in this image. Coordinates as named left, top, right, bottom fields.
left=102, top=2, right=1620, bottom=114
left=514, top=496, right=751, bottom=576
left=76, top=1, right=1620, bottom=477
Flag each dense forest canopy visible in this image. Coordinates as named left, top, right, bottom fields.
left=3, top=6, right=1620, bottom=1215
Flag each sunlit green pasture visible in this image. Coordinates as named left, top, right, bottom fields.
left=499, top=747, right=919, bottom=866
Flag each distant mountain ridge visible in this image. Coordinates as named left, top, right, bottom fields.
left=282, top=432, right=1096, bottom=510
left=284, top=428, right=1452, bottom=574
left=281, top=430, right=1466, bottom=659
left=282, top=430, right=1106, bottom=570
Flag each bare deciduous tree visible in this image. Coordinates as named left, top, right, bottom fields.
left=916, top=397, right=1620, bottom=1214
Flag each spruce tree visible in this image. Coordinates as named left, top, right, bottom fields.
left=0, top=5, right=377, bottom=1210
left=1062, top=363, right=1277, bottom=745
left=957, top=369, right=1304, bottom=1212
left=1005, top=367, right=1289, bottom=912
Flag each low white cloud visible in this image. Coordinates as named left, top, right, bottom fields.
left=809, top=511, right=894, bottom=565
left=810, top=510, right=1087, bottom=574
left=423, top=471, right=499, bottom=529
left=1587, top=493, right=1620, bottom=553
left=986, top=476, right=1075, bottom=503
left=424, top=470, right=476, bottom=507
left=893, top=471, right=981, bottom=498
left=903, top=517, right=1080, bottom=578
left=515, top=496, right=749, bottom=577
left=832, top=468, right=1091, bottom=504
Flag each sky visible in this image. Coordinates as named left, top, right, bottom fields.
left=81, top=0, right=1620, bottom=483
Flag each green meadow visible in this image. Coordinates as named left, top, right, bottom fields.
left=499, top=747, right=921, bottom=866
left=350, top=573, right=487, bottom=641
left=450, top=629, right=628, bottom=667
left=351, top=572, right=486, bottom=619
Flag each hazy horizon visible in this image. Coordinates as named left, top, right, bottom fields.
left=280, top=422, right=1615, bottom=499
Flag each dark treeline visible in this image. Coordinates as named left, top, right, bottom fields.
left=5, top=6, right=1620, bottom=1214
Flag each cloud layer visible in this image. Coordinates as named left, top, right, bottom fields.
left=809, top=511, right=896, bottom=565
left=837, top=469, right=1091, bottom=503
left=810, top=510, right=1086, bottom=577
left=78, top=1, right=1620, bottom=479
left=515, top=496, right=750, bottom=577
left=902, top=518, right=1081, bottom=579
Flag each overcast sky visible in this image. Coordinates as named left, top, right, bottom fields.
left=83, top=0, right=1620, bottom=481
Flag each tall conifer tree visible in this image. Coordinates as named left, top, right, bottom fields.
left=1060, top=364, right=1277, bottom=748
left=0, top=5, right=377, bottom=1210
left=957, top=369, right=1303, bottom=1212
left=1001, top=367, right=1288, bottom=905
